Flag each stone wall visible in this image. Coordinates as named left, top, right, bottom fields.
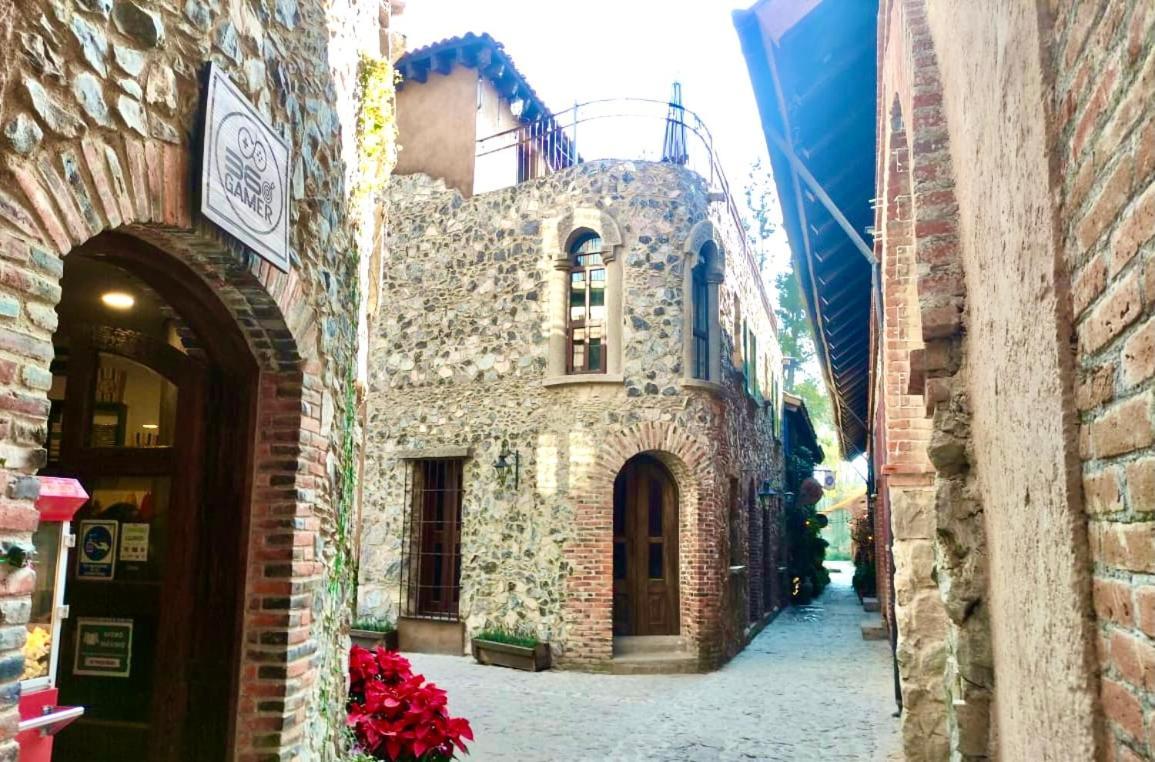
left=359, top=160, right=784, bottom=669
left=0, top=0, right=391, bottom=757
left=1050, top=1, right=1155, bottom=759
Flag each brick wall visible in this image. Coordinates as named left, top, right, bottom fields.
left=1053, top=1, right=1155, bottom=758
left=874, top=3, right=959, bottom=756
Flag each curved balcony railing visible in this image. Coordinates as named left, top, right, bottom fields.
left=475, top=97, right=724, bottom=189
left=475, top=98, right=757, bottom=303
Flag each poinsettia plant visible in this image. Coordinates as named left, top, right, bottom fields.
left=347, top=645, right=473, bottom=760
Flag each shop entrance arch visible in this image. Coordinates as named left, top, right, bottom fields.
left=42, top=233, right=259, bottom=760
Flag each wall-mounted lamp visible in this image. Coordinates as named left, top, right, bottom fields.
left=494, top=440, right=519, bottom=491
left=757, top=479, right=777, bottom=510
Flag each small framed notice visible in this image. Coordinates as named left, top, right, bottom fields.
left=200, top=62, right=291, bottom=271
left=74, top=618, right=133, bottom=678
left=77, top=520, right=117, bottom=581
left=119, top=523, right=150, bottom=562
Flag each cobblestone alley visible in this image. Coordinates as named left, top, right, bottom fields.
left=409, top=563, right=902, bottom=761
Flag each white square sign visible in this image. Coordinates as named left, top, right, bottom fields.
left=200, top=63, right=291, bottom=271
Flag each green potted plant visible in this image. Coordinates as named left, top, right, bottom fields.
left=350, top=616, right=398, bottom=651
left=471, top=625, right=550, bottom=672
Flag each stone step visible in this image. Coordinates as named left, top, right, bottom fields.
left=863, top=596, right=880, bottom=612
left=861, top=617, right=887, bottom=641
left=611, top=652, right=700, bottom=675
left=612, top=635, right=685, bottom=656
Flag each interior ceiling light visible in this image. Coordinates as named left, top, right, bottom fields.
left=101, top=291, right=135, bottom=310
left=141, top=424, right=159, bottom=430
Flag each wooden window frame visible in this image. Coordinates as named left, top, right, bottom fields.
left=566, top=234, right=608, bottom=375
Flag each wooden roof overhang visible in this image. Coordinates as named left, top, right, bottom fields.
left=783, top=392, right=824, bottom=462
left=735, top=0, right=879, bottom=459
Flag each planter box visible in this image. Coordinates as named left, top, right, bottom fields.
left=351, top=628, right=399, bottom=651
left=471, top=639, right=551, bottom=672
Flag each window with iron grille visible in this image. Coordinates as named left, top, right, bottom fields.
left=399, top=459, right=464, bottom=620
left=567, top=233, right=607, bottom=374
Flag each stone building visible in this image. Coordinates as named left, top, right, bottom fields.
left=357, top=34, right=792, bottom=672
left=0, top=0, right=399, bottom=759
left=741, top=0, right=1155, bottom=760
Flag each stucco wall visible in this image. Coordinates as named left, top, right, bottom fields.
left=924, top=3, right=1099, bottom=760
left=472, top=77, right=522, bottom=194
left=394, top=67, right=478, bottom=196
left=359, top=160, right=784, bottom=668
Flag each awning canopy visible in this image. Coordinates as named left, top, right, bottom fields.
left=734, top=0, right=878, bottom=458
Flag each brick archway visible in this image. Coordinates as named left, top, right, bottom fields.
left=560, top=421, right=722, bottom=668
left=878, top=2, right=990, bottom=758
left=0, top=134, right=326, bottom=756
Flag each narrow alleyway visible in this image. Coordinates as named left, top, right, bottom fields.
left=409, top=563, right=902, bottom=761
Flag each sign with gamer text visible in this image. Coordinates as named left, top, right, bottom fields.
left=201, top=62, right=290, bottom=271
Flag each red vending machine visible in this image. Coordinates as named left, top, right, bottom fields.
left=16, top=477, right=88, bottom=762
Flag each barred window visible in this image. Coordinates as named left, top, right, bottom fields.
left=400, top=459, right=464, bottom=620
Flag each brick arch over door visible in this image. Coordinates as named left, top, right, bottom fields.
left=560, top=420, right=722, bottom=667
left=0, top=134, right=326, bottom=756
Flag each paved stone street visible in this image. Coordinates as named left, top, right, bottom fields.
left=409, top=563, right=902, bottom=761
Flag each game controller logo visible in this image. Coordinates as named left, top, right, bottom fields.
left=217, top=119, right=283, bottom=235
left=201, top=64, right=290, bottom=271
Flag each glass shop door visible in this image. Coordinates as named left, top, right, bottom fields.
left=49, top=325, right=206, bottom=762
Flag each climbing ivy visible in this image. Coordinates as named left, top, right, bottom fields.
left=355, top=54, right=400, bottom=199
left=317, top=51, right=399, bottom=761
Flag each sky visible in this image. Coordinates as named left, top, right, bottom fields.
left=395, top=0, right=791, bottom=274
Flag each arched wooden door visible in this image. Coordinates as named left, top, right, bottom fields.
left=612, top=455, right=679, bottom=636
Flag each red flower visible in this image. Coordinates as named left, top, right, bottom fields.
left=347, top=645, right=473, bottom=760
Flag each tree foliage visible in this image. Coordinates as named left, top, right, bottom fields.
left=774, top=268, right=814, bottom=368
left=783, top=444, right=830, bottom=603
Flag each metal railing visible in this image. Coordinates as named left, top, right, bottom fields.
left=475, top=98, right=721, bottom=185
left=474, top=98, right=772, bottom=327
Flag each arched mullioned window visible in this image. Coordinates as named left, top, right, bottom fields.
left=545, top=208, right=624, bottom=385
left=681, top=222, right=725, bottom=387
left=567, top=232, right=607, bottom=373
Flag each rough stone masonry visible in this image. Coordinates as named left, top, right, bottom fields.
left=359, top=160, right=787, bottom=671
